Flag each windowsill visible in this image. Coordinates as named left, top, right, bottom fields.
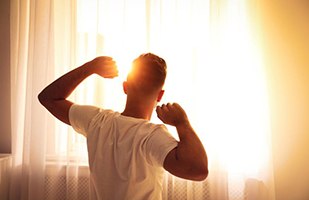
left=45, top=155, right=88, bottom=167
left=0, top=154, right=11, bottom=161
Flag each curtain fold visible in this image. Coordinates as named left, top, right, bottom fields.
left=10, top=0, right=275, bottom=199
left=10, top=0, right=53, bottom=199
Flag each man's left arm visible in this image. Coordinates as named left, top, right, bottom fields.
left=38, top=56, right=118, bottom=125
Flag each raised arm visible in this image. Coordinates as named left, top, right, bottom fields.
left=156, top=103, right=208, bottom=181
left=38, top=56, right=118, bottom=125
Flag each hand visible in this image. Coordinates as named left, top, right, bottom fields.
left=156, top=103, right=189, bottom=127
left=88, top=56, right=118, bottom=78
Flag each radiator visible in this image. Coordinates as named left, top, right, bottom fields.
left=0, top=154, right=12, bottom=200
left=44, top=164, right=211, bottom=200
left=43, top=165, right=268, bottom=200
left=44, top=164, right=90, bottom=200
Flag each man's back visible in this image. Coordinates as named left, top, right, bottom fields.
left=69, top=104, right=177, bottom=199
left=39, top=54, right=208, bottom=200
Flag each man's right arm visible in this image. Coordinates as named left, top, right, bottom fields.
left=38, top=56, right=118, bottom=125
left=156, top=103, right=208, bottom=181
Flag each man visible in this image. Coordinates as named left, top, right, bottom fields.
left=38, top=53, right=208, bottom=199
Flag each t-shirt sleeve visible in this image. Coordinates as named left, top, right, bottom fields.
left=146, top=125, right=178, bottom=167
left=69, top=104, right=101, bottom=137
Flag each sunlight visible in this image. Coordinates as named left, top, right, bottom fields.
left=145, top=0, right=271, bottom=178
left=10, top=0, right=279, bottom=198
left=74, top=0, right=271, bottom=179
left=203, top=1, right=271, bottom=176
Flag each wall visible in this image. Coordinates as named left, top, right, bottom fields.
left=0, top=0, right=11, bottom=153
left=260, top=0, right=309, bottom=199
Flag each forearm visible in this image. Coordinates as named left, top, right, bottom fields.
left=38, top=62, right=94, bottom=101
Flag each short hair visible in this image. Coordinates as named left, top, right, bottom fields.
left=127, top=53, right=167, bottom=94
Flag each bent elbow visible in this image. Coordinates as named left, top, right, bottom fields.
left=38, top=93, right=43, bottom=104
left=193, top=166, right=208, bottom=181
left=38, top=93, right=46, bottom=106
left=38, top=92, right=52, bottom=108
left=199, top=167, right=209, bottom=181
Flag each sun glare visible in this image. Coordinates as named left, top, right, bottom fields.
left=145, top=0, right=271, bottom=177
left=75, top=0, right=271, bottom=179
left=203, top=1, right=271, bottom=177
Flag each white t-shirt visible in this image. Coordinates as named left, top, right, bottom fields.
left=69, top=104, right=178, bottom=200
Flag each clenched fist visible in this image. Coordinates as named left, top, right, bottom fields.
left=156, top=103, right=189, bottom=127
left=88, top=56, right=118, bottom=78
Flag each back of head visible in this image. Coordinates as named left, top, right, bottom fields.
left=127, top=53, right=167, bottom=95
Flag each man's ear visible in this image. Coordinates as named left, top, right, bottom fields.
left=157, top=90, right=165, bottom=102
left=123, top=81, right=128, bottom=94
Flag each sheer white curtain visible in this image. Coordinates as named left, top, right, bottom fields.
left=10, top=0, right=275, bottom=199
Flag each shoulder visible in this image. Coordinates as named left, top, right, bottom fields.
left=69, top=104, right=119, bottom=136
left=138, top=120, right=169, bottom=134
left=70, top=104, right=118, bottom=119
left=146, top=122, right=170, bottom=134
left=138, top=121, right=175, bottom=143
left=142, top=122, right=178, bottom=166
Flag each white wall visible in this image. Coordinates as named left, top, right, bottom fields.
left=0, top=0, right=11, bottom=153
left=260, top=1, right=309, bottom=199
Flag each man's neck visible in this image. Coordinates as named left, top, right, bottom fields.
left=121, top=99, right=155, bottom=120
